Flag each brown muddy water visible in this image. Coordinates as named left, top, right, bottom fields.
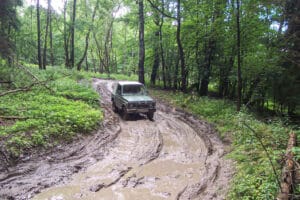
left=0, top=79, right=233, bottom=200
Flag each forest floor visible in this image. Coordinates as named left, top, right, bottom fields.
left=0, top=79, right=234, bottom=200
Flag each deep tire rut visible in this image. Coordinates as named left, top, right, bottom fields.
left=0, top=79, right=233, bottom=200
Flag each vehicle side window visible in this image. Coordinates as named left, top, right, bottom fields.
left=116, top=85, right=121, bottom=95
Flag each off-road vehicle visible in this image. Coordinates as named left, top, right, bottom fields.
left=111, top=81, right=156, bottom=120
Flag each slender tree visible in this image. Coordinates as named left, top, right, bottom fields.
left=147, top=0, right=175, bottom=89
left=42, top=0, right=52, bottom=69
left=49, top=0, right=54, bottom=65
left=150, top=0, right=161, bottom=86
left=236, top=0, right=242, bottom=111
left=70, top=0, right=77, bottom=68
left=176, top=0, right=187, bottom=92
left=63, top=0, right=70, bottom=68
left=159, top=0, right=169, bottom=88
left=36, top=0, right=43, bottom=69
left=77, top=0, right=99, bottom=71
left=138, top=0, right=145, bottom=84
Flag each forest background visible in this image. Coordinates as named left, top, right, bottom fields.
left=0, top=0, right=299, bottom=199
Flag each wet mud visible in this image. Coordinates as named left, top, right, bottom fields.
left=0, top=79, right=234, bottom=200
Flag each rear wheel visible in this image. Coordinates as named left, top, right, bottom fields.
left=147, top=111, right=154, bottom=120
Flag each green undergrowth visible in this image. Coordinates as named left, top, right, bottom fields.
left=150, top=89, right=297, bottom=200
left=0, top=64, right=104, bottom=158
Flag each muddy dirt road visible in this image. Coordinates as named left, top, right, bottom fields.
left=0, top=79, right=233, bottom=200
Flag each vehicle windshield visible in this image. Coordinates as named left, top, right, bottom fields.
left=122, top=85, right=146, bottom=95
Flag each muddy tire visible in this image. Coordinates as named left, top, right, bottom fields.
left=112, top=102, right=118, bottom=113
left=147, top=112, right=154, bottom=120
left=122, top=106, right=128, bottom=120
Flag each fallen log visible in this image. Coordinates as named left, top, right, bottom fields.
left=0, top=116, right=28, bottom=120
left=277, top=132, right=297, bottom=200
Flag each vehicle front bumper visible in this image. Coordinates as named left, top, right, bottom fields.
left=126, top=108, right=156, bottom=113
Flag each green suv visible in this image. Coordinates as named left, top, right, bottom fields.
left=111, top=81, right=156, bottom=120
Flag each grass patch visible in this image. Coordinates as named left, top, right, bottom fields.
left=150, top=89, right=296, bottom=199
left=0, top=64, right=103, bottom=158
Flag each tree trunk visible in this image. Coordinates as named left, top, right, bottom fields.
left=70, top=0, right=77, bottom=69
left=122, top=22, right=128, bottom=74
left=173, top=53, right=179, bottom=90
left=90, top=48, right=96, bottom=72
left=176, top=0, right=187, bottom=92
left=150, top=4, right=160, bottom=86
left=219, top=48, right=235, bottom=97
left=159, top=0, right=168, bottom=89
left=104, top=19, right=114, bottom=74
left=150, top=31, right=160, bottom=85
left=195, top=0, right=201, bottom=93
left=159, top=21, right=167, bottom=89
left=42, top=0, right=51, bottom=70
left=49, top=0, right=54, bottom=66
left=93, top=32, right=104, bottom=73
left=63, top=0, right=70, bottom=68
left=236, top=0, right=242, bottom=111
left=36, top=0, right=42, bottom=70
left=85, top=54, right=89, bottom=71
left=149, top=0, right=167, bottom=88
left=199, top=39, right=215, bottom=96
left=77, top=32, right=90, bottom=71
left=77, top=0, right=99, bottom=71
left=138, top=0, right=145, bottom=84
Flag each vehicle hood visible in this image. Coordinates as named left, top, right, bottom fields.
left=123, top=95, right=154, bottom=102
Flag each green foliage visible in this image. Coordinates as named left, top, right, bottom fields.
left=151, top=89, right=292, bottom=199
left=51, top=78, right=100, bottom=107
left=0, top=63, right=139, bottom=158
left=228, top=113, right=288, bottom=199
left=0, top=65, right=103, bottom=157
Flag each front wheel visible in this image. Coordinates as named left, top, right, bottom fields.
left=112, top=102, right=118, bottom=113
left=147, top=112, right=154, bottom=120
left=122, top=107, right=128, bottom=120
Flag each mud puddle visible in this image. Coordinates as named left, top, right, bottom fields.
left=0, top=79, right=233, bottom=200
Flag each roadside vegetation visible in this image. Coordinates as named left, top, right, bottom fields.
left=0, top=59, right=140, bottom=159
left=0, top=63, right=104, bottom=158
left=151, top=89, right=298, bottom=199
left=1, top=58, right=298, bottom=199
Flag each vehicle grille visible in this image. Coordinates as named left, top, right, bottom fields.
left=136, top=101, right=148, bottom=108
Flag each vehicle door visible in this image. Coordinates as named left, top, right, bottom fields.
left=115, top=84, right=122, bottom=108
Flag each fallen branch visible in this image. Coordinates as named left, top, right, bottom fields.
left=277, top=132, right=296, bottom=200
left=0, top=79, right=52, bottom=97
left=0, top=87, right=31, bottom=97
left=16, top=63, right=55, bottom=93
left=17, top=63, right=40, bottom=81
left=0, top=116, right=28, bottom=120
left=0, top=81, right=12, bottom=84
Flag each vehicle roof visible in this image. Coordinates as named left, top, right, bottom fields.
left=118, top=81, right=143, bottom=86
